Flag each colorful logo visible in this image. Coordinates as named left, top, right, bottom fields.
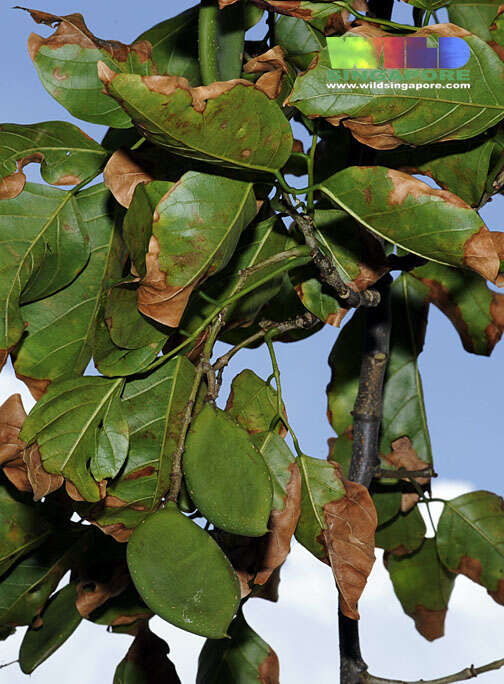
left=327, top=36, right=470, bottom=69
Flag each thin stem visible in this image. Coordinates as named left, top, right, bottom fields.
left=375, top=467, right=436, bottom=480
left=130, top=136, right=146, bottom=151
left=333, top=1, right=417, bottom=31
left=366, top=657, right=504, bottom=683
left=0, top=660, right=18, bottom=670
left=199, top=0, right=221, bottom=85
left=282, top=197, right=381, bottom=309
left=423, top=9, right=432, bottom=26
left=147, top=254, right=311, bottom=373
left=265, top=332, right=283, bottom=430
left=433, top=10, right=441, bottom=23
left=213, top=330, right=267, bottom=372
left=274, top=170, right=320, bottom=196
left=307, top=131, right=318, bottom=214
left=267, top=9, right=275, bottom=48
left=166, top=362, right=205, bottom=503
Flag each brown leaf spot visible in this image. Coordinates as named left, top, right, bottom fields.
left=66, top=478, right=106, bottom=502
left=387, top=168, right=468, bottom=208
left=124, top=466, right=155, bottom=480
left=323, top=462, right=377, bottom=619
left=401, top=492, right=420, bottom=513
left=413, top=606, right=447, bottom=641
left=103, top=149, right=153, bottom=208
left=456, top=555, right=483, bottom=583
left=219, top=0, right=241, bottom=6
left=55, top=174, right=82, bottom=185
left=93, top=521, right=133, bottom=543
left=53, top=67, right=68, bottom=81
left=241, top=148, right=252, bottom=158
left=23, top=444, right=63, bottom=501
left=326, top=309, right=348, bottom=327
left=258, top=648, right=280, bottom=684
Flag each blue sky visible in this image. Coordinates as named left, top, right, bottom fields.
left=1, top=2, right=503, bottom=682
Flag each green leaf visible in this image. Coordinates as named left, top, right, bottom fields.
left=489, top=5, right=504, bottom=57
left=106, top=285, right=169, bottom=350
left=134, top=172, right=257, bottom=327
left=0, top=478, right=51, bottom=576
left=225, top=369, right=286, bottom=436
left=0, top=533, right=78, bottom=626
left=113, top=625, right=181, bottom=684
left=127, top=503, right=240, bottom=638
left=319, top=167, right=500, bottom=280
left=448, top=2, right=499, bottom=40
left=376, top=506, right=426, bottom=555
left=19, top=582, right=82, bottom=674
left=386, top=538, right=455, bottom=641
left=197, top=610, right=279, bottom=683
left=411, top=260, right=504, bottom=356
left=93, top=313, right=166, bottom=378
left=275, top=14, right=325, bottom=70
left=295, top=455, right=345, bottom=560
left=288, top=25, right=504, bottom=148
left=180, top=214, right=293, bottom=334
left=217, top=2, right=246, bottom=81
left=98, top=68, right=293, bottom=173
left=0, top=182, right=90, bottom=359
left=89, top=357, right=197, bottom=537
left=402, top=0, right=447, bottom=10
left=13, top=184, right=125, bottom=397
left=184, top=405, right=273, bottom=536
left=122, top=181, right=172, bottom=278
left=22, top=8, right=156, bottom=128
left=21, top=376, right=127, bottom=501
left=380, top=275, right=432, bottom=465
left=135, top=6, right=201, bottom=85
left=376, top=129, right=504, bottom=207
left=437, top=491, right=504, bottom=603
left=0, top=122, right=106, bottom=200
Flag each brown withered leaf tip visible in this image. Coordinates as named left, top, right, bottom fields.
left=76, top=564, right=131, bottom=618
left=23, top=443, right=64, bottom=502
left=19, top=7, right=153, bottom=66
left=414, top=270, right=504, bottom=355
left=103, top=149, right=154, bottom=208
left=0, top=393, right=32, bottom=492
left=244, top=46, right=288, bottom=100
left=14, top=370, right=50, bottom=400
left=137, top=234, right=200, bottom=329
left=491, top=232, right=504, bottom=288
left=323, top=462, right=377, bottom=620
left=259, top=648, right=280, bottom=684
left=456, top=555, right=504, bottom=606
left=255, top=461, right=301, bottom=585
left=122, top=626, right=181, bottom=683
left=214, top=463, right=300, bottom=598
left=218, top=0, right=241, bottom=6
left=413, top=605, right=447, bottom=641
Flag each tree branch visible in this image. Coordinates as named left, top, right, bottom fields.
left=339, top=274, right=392, bottom=684
left=281, top=199, right=381, bottom=309
left=365, top=657, right=504, bottom=684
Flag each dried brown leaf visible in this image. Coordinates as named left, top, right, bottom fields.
left=14, top=371, right=50, bottom=400
left=244, top=46, right=288, bottom=100
left=491, top=231, right=504, bottom=287
left=0, top=393, right=32, bottom=492
left=23, top=443, right=64, bottom=501
left=323, top=463, right=377, bottom=619
left=103, top=149, right=154, bottom=208
left=383, top=436, right=430, bottom=513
